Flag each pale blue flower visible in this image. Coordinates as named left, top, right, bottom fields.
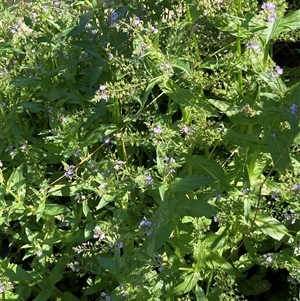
left=290, top=104, right=298, bottom=115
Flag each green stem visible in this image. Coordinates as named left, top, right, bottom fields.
left=206, top=269, right=214, bottom=295
left=263, top=42, right=270, bottom=71
left=236, top=0, right=243, bottom=94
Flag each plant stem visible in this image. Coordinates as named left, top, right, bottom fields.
left=236, top=0, right=243, bottom=94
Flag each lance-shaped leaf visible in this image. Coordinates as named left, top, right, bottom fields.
left=169, top=175, right=214, bottom=193
left=175, top=197, right=217, bottom=217
left=253, top=214, right=290, bottom=240
left=164, top=272, right=200, bottom=297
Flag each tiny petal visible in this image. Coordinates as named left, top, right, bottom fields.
left=290, top=104, right=298, bottom=115
left=153, top=125, right=162, bottom=134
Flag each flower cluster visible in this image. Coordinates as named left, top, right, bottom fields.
left=284, top=209, right=298, bottom=224
left=164, top=157, right=176, bottom=174
left=246, top=41, right=260, bottom=52
left=64, top=165, right=75, bottom=178
left=139, top=219, right=152, bottom=236
left=93, top=226, right=106, bottom=240
left=96, top=85, right=108, bottom=101
left=260, top=2, right=276, bottom=22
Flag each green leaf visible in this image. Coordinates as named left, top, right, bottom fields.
left=19, top=101, right=44, bottom=113
left=265, top=19, right=280, bottom=45
left=67, top=10, right=94, bottom=37
left=71, top=40, right=100, bottom=58
left=82, top=102, right=107, bottom=131
left=225, top=130, right=260, bottom=148
left=164, top=272, right=200, bottom=297
left=169, top=58, right=192, bottom=77
left=43, top=204, right=70, bottom=216
left=195, top=285, right=209, bottom=301
left=207, top=252, right=239, bottom=281
left=82, top=200, right=91, bottom=218
left=253, top=214, right=290, bottom=240
left=61, top=292, right=81, bottom=301
left=10, top=77, right=41, bottom=87
left=175, top=197, right=217, bottom=217
left=186, top=155, right=230, bottom=190
left=5, top=264, right=33, bottom=282
left=276, top=9, right=300, bottom=35
left=48, top=265, right=63, bottom=286
left=169, top=175, right=214, bottom=192
left=33, top=287, right=52, bottom=301
left=97, top=256, right=118, bottom=275
left=263, top=128, right=292, bottom=171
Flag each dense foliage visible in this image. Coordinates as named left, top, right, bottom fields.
left=1, top=0, right=300, bottom=300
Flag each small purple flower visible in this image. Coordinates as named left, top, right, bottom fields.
left=216, top=194, right=222, bottom=201
left=266, top=256, right=273, bottom=263
left=275, top=65, right=283, bottom=75
left=262, top=2, right=276, bottom=13
left=153, top=125, right=162, bottom=134
left=101, top=136, right=110, bottom=144
left=110, top=12, right=118, bottom=27
left=271, top=132, right=276, bottom=138
left=99, top=182, right=107, bottom=189
left=180, top=125, right=189, bottom=134
left=93, top=226, right=105, bottom=240
left=64, top=165, right=75, bottom=178
left=74, top=149, right=82, bottom=157
left=293, top=184, right=300, bottom=191
left=165, top=62, right=172, bottom=69
left=242, top=188, right=250, bottom=195
left=117, top=242, right=123, bottom=249
left=139, top=220, right=152, bottom=228
left=71, top=261, right=79, bottom=272
left=145, top=174, right=154, bottom=185
left=101, top=292, right=107, bottom=297
left=151, top=26, right=158, bottom=34
left=0, top=283, right=4, bottom=293
left=76, top=245, right=83, bottom=254
left=290, top=104, right=298, bottom=115
left=158, top=266, right=164, bottom=272
left=100, top=92, right=108, bottom=101
left=133, top=17, right=140, bottom=26
left=164, top=157, right=175, bottom=164
left=267, top=14, right=276, bottom=22
left=261, top=2, right=276, bottom=22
